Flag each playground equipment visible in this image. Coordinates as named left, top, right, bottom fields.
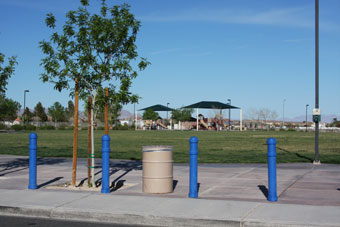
left=267, top=137, right=278, bottom=202
left=144, top=120, right=153, bottom=130
left=142, top=146, right=173, bottom=194
left=200, top=119, right=209, bottom=129
left=156, top=120, right=167, bottom=129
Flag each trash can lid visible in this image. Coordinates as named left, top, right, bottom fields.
left=143, top=145, right=173, bottom=152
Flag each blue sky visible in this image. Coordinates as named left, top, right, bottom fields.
left=1, top=0, right=339, bottom=120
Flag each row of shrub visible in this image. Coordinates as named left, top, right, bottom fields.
left=11, top=124, right=37, bottom=131
left=0, top=123, right=134, bottom=131
left=0, top=123, right=7, bottom=130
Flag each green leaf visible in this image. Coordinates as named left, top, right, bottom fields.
left=39, top=0, right=150, bottom=113
left=45, top=13, right=56, bottom=29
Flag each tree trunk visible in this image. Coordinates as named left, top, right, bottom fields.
left=72, top=79, right=79, bottom=186
left=87, top=96, right=92, bottom=186
left=90, top=94, right=96, bottom=187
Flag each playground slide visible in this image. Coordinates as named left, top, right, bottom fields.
left=158, top=122, right=167, bottom=129
left=200, top=120, right=208, bottom=129
left=144, top=120, right=152, bottom=127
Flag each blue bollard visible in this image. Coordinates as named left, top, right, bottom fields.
left=189, top=136, right=199, bottom=198
left=267, top=137, right=278, bottom=202
left=28, top=133, right=38, bottom=190
left=101, top=135, right=111, bottom=194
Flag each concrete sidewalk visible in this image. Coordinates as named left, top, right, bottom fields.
left=0, top=155, right=340, bottom=226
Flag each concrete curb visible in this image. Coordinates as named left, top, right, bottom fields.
left=0, top=205, right=241, bottom=227
left=2, top=204, right=339, bottom=227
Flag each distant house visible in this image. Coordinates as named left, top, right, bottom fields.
left=13, top=118, right=20, bottom=125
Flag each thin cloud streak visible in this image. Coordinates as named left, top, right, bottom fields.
left=140, top=7, right=311, bottom=26
left=150, top=48, right=183, bottom=55
left=283, top=38, right=310, bottom=43
left=140, top=6, right=340, bottom=31
left=189, top=52, right=213, bottom=57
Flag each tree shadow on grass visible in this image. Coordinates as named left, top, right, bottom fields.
left=0, top=158, right=67, bottom=177
left=276, top=147, right=313, bottom=162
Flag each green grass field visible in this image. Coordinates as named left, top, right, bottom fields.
left=0, top=130, right=339, bottom=163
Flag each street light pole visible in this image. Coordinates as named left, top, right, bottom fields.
left=133, top=103, right=136, bottom=129
left=282, top=99, right=286, bottom=128
left=314, top=0, right=320, bottom=164
left=228, top=99, right=231, bottom=131
left=306, top=104, right=309, bottom=132
left=23, top=90, right=29, bottom=124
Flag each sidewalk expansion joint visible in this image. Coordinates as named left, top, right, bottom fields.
left=278, top=165, right=315, bottom=198
left=239, top=203, right=263, bottom=227
left=199, top=168, right=256, bottom=196
left=232, top=167, right=256, bottom=179
left=55, top=193, right=93, bottom=209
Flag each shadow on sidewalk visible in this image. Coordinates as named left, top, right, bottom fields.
left=76, top=160, right=142, bottom=190
left=173, top=180, right=178, bottom=191
left=77, top=170, right=103, bottom=187
left=0, top=158, right=67, bottom=177
left=109, top=160, right=142, bottom=191
left=258, top=185, right=268, bottom=199
left=38, top=177, right=64, bottom=189
left=109, top=168, right=134, bottom=192
left=276, top=147, right=313, bottom=162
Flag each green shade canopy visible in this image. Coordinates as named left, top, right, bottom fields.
left=138, top=104, right=174, bottom=111
left=183, top=101, right=239, bottom=109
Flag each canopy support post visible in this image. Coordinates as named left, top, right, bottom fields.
left=240, top=108, right=243, bottom=131
left=196, top=108, right=199, bottom=131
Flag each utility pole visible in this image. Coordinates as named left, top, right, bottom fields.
left=314, top=0, right=320, bottom=164
left=23, top=90, right=29, bottom=123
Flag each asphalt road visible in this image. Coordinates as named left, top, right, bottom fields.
left=0, top=215, right=154, bottom=227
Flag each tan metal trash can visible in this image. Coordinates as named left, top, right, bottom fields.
left=142, top=145, right=173, bottom=194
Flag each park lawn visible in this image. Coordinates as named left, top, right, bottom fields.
left=0, top=130, right=339, bottom=164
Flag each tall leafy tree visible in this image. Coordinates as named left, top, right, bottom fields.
left=39, top=0, right=149, bottom=111
left=110, top=103, right=122, bottom=126
left=34, top=102, right=48, bottom=122
left=39, top=0, right=149, bottom=184
left=65, top=100, right=75, bottom=120
left=0, top=52, right=20, bottom=122
left=0, top=95, right=20, bottom=122
left=0, top=52, right=17, bottom=95
left=22, top=107, right=34, bottom=123
left=171, top=108, right=193, bottom=122
left=48, top=102, right=67, bottom=122
left=329, top=118, right=340, bottom=127
left=143, top=109, right=159, bottom=121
